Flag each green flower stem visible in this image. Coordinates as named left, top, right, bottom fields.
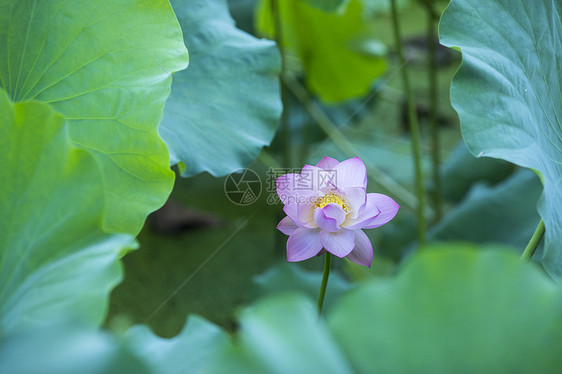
left=424, top=1, right=443, bottom=221
left=521, top=219, right=545, bottom=261
left=317, top=253, right=332, bottom=315
left=390, top=0, right=427, bottom=245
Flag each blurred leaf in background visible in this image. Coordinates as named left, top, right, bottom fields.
left=124, top=316, right=230, bottom=374
left=439, top=141, right=516, bottom=203
left=252, top=262, right=351, bottom=310
left=299, top=0, right=349, bottom=12
left=0, top=322, right=149, bottom=374
left=429, top=169, right=542, bottom=250
left=208, top=293, right=355, bottom=374
left=256, top=0, right=387, bottom=102
left=361, top=0, right=409, bottom=17
left=202, top=245, right=562, bottom=373
left=5, top=242, right=561, bottom=372
left=329, top=245, right=562, bottom=372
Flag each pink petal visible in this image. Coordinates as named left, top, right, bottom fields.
left=276, top=173, right=300, bottom=204
left=322, top=203, right=347, bottom=224
left=277, top=170, right=324, bottom=205
left=333, top=157, right=367, bottom=189
left=314, top=203, right=346, bottom=232
left=343, top=193, right=383, bottom=230
left=315, top=156, right=340, bottom=170
left=283, top=203, right=299, bottom=225
left=287, top=228, right=323, bottom=262
left=297, top=200, right=317, bottom=228
left=277, top=165, right=337, bottom=210
left=361, top=194, right=400, bottom=229
left=341, top=186, right=366, bottom=220
left=320, top=229, right=355, bottom=258
left=301, top=164, right=338, bottom=191
left=345, top=230, right=373, bottom=267
left=282, top=191, right=321, bottom=228
left=277, top=216, right=298, bottom=236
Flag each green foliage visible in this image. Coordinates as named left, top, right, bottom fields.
left=124, top=316, right=230, bottom=374
left=256, top=0, right=387, bottom=102
left=201, top=245, right=562, bottom=372
left=344, top=254, right=396, bottom=280
left=440, top=0, right=562, bottom=276
left=298, top=0, right=349, bottom=12
left=0, top=322, right=149, bottom=374
left=309, top=129, right=429, bottom=188
left=329, top=244, right=562, bottom=372
left=208, top=293, right=355, bottom=374
left=160, top=0, right=282, bottom=177
left=440, top=141, right=516, bottom=202
left=361, top=0, right=410, bottom=17
left=0, top=0, right=189, bottom=235
left=252, top=262, right=351, bottom=310
left=429, top=170, right=542, bottom=248
left=2, top=1, right=560, bottom=372
left=0, top=90, right=133, bottom=334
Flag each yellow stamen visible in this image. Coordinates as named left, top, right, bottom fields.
left=314, top=193, right=350, bottom=213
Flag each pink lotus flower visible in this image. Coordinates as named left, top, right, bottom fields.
left=276, top=156, right=399, bottom=267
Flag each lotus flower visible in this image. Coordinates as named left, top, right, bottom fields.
left=276, top=156, right=399, bottom=267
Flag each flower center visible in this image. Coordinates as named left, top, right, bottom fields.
left=314, top=193, right=350, bottom=213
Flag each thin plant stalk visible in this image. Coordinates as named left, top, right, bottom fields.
left=317, top=253, right=332, bottom=314
left=271, top=0, right=291, bottom=168
left=390, top=0, right=427, bottom=245
left=521, top=219, right=545, bottom=261
left=271, top=0, right=292, bottom=257
left=424, top=2, right=442, bottom=221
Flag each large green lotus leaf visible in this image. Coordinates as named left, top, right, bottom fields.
left=256, top=0, right=387, bottom=103
left=123, top=316, right=230, bottom=374
left=0, top=322, right=149, bottom=374
left=208, top=293, right=354, bottom=374
left=329, top=244, right=562, bottom=373
left=0, top=90, right=133, bottom=334
left=0, top=0, right=189, bottom=235
left=429, top=169, right=542, bottom=249
left=159, top=0, right=281, bottom=177
left=439, top=0, right=562, bottom=276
